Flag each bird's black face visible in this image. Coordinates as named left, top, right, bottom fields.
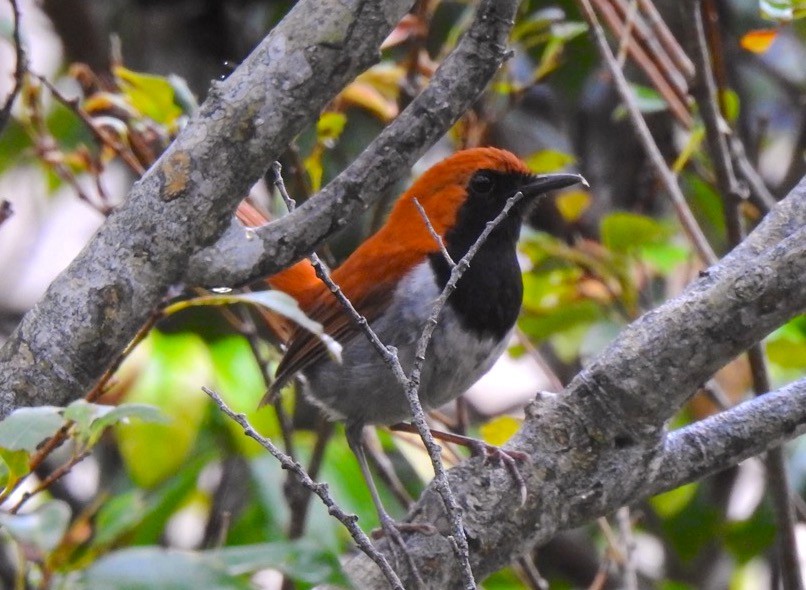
left=455, top=168, right=584, bottom=249
left=429, top=168, right=585, bottom=340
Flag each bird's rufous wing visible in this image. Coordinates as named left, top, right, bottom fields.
left=265, top=281, right=393, bottom=402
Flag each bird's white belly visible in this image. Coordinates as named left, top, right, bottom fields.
left=301, top=261, right=510, bottom=426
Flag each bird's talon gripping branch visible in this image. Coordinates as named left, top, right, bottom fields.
left=390, top=422, right=530, bottom=505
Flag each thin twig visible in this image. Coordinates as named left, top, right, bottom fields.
left=413, top=197, right=455, bottom=267
left=577, top=0, right=718, bottom=265
left=615, top=0, right=639, bottom=68
left=615, top=507, right=639, bottom=590
left=515, top=554, right=549, bottom=590
left=10, top=450, right=91, bottom=514
left=271, top=163, right=425, bottom=585
left=730, top=136, right=778, bottom=213
left=683, top=0, right=745, bottom=246
left=32, top=73, right=146, bottom=176
left=0, top=0, right=26, bottom=136
left=402, top=191, right=531, bottom=588
left=202, top=386, right=405, bottom=590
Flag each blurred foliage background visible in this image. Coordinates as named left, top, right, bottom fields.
left=0, top=0, right=805, bottom=588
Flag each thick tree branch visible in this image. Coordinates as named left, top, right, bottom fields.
left=649, top=378, right=806, bottom=497
left=185, top=0, right=519, bottom=287
left=346, top=179, right=806, bottom=588
left=0, top=0, right=414, bottom=416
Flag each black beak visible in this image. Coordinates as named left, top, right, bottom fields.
left=521, top=173, right=587, bottom=198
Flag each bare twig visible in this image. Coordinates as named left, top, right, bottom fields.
left=10, top=450, right=91, bottom=514
left=202, top=386, right=405, bottom=590
left=515, top=554, right=549, bottom=590
left=32, top=73, right=146, bottom=176
left=615, top=507, right=638, bottom=590
left=682, top=0, right=745, bottom=245
left=730, top=136, right=778, bottom=213
left=577, top=0, right=718, bottom=265
left=413, top=197, right=455, bottom=267
left=0, top=0, right=26, bottom=136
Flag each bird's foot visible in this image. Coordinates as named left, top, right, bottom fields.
left=465, top=439, right=529, bottom=506
left=390, top=423, right=530, bottom=505
left=371, top=512, right=437, bottom=541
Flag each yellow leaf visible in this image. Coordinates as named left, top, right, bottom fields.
left=525, top=149, right=576, bottom=173
left=479, top=416, right=522, bottom=446
left=555, top=190, right=591, bottom=221
left=339, top=81, right=398, bottom=122
left=740, top=29, right=778, bottom=53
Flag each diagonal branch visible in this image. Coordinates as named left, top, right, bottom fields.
left=185, top=0, right=520, bottom=288
left=0, top=0, right=414, bottom=417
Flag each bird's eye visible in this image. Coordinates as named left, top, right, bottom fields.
left=470, top=172, right=495, bottom=195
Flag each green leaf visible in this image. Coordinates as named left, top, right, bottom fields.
left=65, top=401, right=168, bottom=448
left=207, top=335, right=280, bottom=455
left=723, top=505, right=777, bottom=564
left=209, top=541, right=348, bottom=586
left=479, top=416, right=521, bottom=446
left=0, top=499, right=71, bottom=552
left=519, top=300, right=602, bottom=341
left=91, top=450, right=212, bottom=550
left=63, top=400, right=105, bottom=436
left=721, top=88, right=740, bottom=124
left=0, top=448, right=30, bottom=491
left=760, top=0, right=793, bottom=21
left=639, top=243, right=690, bottom=274
left=555, top=190, right=591, bottom=222
left=92, top=490, right=148, bottom=547
left=613, top=84, right=668, bottom=119
left=660, top=497, right=720, bottom=562
left=650, top=482, right=698, bottom=517
left=550, top=21, right=588, bottom=41
left=73, top=542, right=346, bottom=590
left=600, top=212, right=670, bottom=253
left=115, top=330, right=212, bottom=488
left=0, top=407, right=64, bottom=451
left=74, top=548, right=252, bottom=590
left=114, top=66, right=182, bottom=126
left=766, top=320, right=806, bottom=369
left=524, top=149, right=576, bottom=174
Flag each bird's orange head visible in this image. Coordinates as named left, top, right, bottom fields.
left=330, top=147, right=582, bottom=291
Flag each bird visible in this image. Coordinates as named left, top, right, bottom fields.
left=240, top=147, right=584, bottom=532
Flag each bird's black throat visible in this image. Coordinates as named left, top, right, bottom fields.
left=428, top=170, right=531, bottom=340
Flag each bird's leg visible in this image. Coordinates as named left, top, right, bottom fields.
left=345, top=423, right=436, bottom=538
left=345, top=423, right=431, bottom=588
left=390, top=422, right=529, bottom=505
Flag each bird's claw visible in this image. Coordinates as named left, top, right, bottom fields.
left=371, top=517, right=437, bottom=540
left=467, top=441, right=530, bottom=506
